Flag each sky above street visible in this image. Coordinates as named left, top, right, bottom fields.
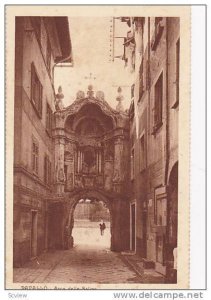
left=54, top=17, right=134, bottom=110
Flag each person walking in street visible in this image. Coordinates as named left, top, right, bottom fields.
left=99, top=220, right=106, bottom=236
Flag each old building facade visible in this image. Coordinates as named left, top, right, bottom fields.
left=121, top=17, right=179, bottom=280
left=13, top=16, right=72, bottom=266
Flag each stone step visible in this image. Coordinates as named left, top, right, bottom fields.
left=120, top=254, right=165, bottom=284
left=142, top=258, right=155, bottom=269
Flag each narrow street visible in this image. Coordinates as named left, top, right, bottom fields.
left=14, top=225, right=142, bottom=284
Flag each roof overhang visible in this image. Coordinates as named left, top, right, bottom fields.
left=54, top=17, right=72, bottom=63
left=44, top=17, right=73, bottom=64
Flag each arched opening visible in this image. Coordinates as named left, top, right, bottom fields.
left=64, top=190, right=114, bottom=252
left=48, top=190, right=130, bottom=253
left=72, top=198, right=111, bottom=250
left=166, top=162, right=178, bottom=283
left=64, top=103, right=115, bottom=134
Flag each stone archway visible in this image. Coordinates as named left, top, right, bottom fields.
left=67, top=191, right=112, bottom=249
left=47, top=189, right=130, bottom=253
left=63, top=189, right=130, bottom=252
left=166, top=162, right=178, bottom=283
left=50, top=87, right=130, bottom=253
left=167, top=162, right=178, bottom=252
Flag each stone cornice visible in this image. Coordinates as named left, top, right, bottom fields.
left=14, top=165, right=52, bottom=192
left=14, top=183, right=52, bottom=199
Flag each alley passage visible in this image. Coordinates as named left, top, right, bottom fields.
left=14, top=225, right=142, bottom=284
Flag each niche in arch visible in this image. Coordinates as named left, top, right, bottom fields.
left=65, top=103, right=114, bottom=136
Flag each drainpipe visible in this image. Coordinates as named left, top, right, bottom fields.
left=147, top=17, right=150, bottom=170
left=145, top=16, right=151, bottom=259
left=52, top=53, right=73, bottom=110
left=165, top=17, right=170, bottom=187
left=52, top=53, right=74, bottom=85
left=165, top=17, right=171, bottom=272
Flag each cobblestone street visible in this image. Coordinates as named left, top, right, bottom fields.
left=14, top=226, right=142, bottom=284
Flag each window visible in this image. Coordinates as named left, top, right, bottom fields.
left=131, top=84, right=135, bottom=99
left=156, top=198, right=167, bottom=226
left=131, top=148, right=135, bottom=180
left=46, top=103, right=52, bottom=134
left=173, top=38, right=180, bottom=108
left=153, top=72, right=163, bottom=132
left=139, top=134, right=146, bottom=171
left=32, top=139, right=39, bottom=174
left=64, top=165, right=68, bottom=191
left=44, top=155, right=51, bottom=185
left=46, top=38, right=51, bottom=72
left=154, top=186, right=167, bottom=226
left=31, top=63, right=43, bottom=117
left=138, top=60, right=144, bottom=101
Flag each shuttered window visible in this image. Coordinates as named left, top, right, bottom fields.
left=31, top=63, right=43, bottom=118
left=46, top=103, right=52, bottom=134
left=32, top=139, right=39, bottom=174
left=153, top=72, right=163, bottom=131
left=44, top=155, right=51, bottom=185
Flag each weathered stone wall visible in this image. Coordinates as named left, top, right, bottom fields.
left=129, top=17, right=179, bottom=272
left=13, top=187, right=47, bottom=267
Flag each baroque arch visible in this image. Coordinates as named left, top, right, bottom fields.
left=65, top=102, right=115, bottom=133
left=54, top=87, right=130, bottom=196
left=64, top=96, right=117, bottom=129
left=51, top=86, right=130, bottom=252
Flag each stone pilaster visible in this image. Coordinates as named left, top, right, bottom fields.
left=55, top=135, right=65, bottom=194
left=113, top=136, right=124, bottom=193
left=65, top=142, right=75, bottom=191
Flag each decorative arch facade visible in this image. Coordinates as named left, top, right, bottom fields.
left=48, top=89, right=130, bottom=252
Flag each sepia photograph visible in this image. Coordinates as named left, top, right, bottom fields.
left=5, top=5, right=191, bottom=289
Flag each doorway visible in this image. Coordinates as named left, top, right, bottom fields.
left=130, top=203, right=136, bottom=252
left=31, top=210, right=38, bottom=258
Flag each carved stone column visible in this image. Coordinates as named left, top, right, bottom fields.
left=55, top=136, right=65, bottom=194
left=134, top=17, right=144, bottom=55
left=113, top=136, right=124, bottom=193
left=65, top=142, right=75, bottom=191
